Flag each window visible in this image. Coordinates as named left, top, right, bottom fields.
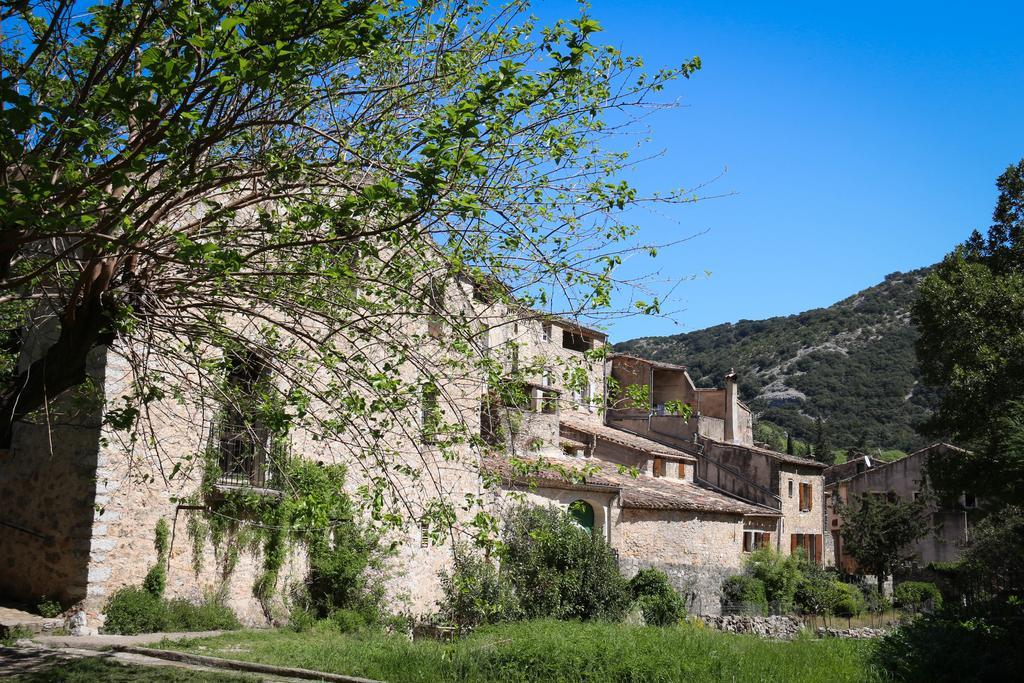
left=571, top=380, right=591, bottom=410
left=963, top=492, right=977, bottom=509
left=569, top=500, right=595, bottom=533
left=421, top=382, right=439, bottom=445
left=788, top=480, right=794, bottom=498
left=799, top=482, right=813, bottom=512
left=540, top=390, right=558, bottom=414
left=790, top=533, right=822, bottom=564
left=677, top=463, right=686, bottom=479
left=541, top=322, right=553, bottom=343
left=419, top=521, right=431, bottom=548
left=218, top=350, right=272, bottom=488
left=653, top=458, right=665, bottom=478
left=743, top=531, right=771, bottom=552
left=562, top=331, right=592, bottom=353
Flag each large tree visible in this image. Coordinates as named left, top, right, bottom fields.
left=839, top=492, right=930, bottom=593
left=0, top=1, right=700, bottom=536
left=913, top=160, right=1024, bottom=501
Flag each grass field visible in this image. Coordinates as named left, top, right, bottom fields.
left=160, top=619, right=887, bottom=683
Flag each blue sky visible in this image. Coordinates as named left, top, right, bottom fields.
left=544, top=1, right=1024, bottom=340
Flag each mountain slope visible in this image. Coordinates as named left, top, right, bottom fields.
left=615, top=268, right=940, bottom=451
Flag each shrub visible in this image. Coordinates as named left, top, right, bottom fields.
left=743, top=548, right=802, bottom=612
left=722, top=575, right=768, bottom=615
left=164, top=598, right=241, bottom=631
left=875, top=614, right=1024, bottom=682
left=143, top=563, right=167, bottom=598
left=36, top=596, right=62, bottom=618
left=629, top=568, right=685, bottom=626
left=862, top=585, right=892, bottom=615
left=104, top=587, right=241, bottom=635
left=501, top=505, right=631, bottom=622
left=831, top=582, right=865, bottom=618
left=438, top=548, right=520, bottom=629
left=103, top=587, right=168, bottom=635
left=329, top=608, right=369, bottom=633
left=893, top=581, right=942, bottom=613
left=795, top=565, right=863, bottom=618
left=303, top=518, right=385, bottom=623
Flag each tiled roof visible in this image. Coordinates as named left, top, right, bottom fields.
left=608, top=353, right=688, bottom=372
left=560, top=415, right=696, bottom=462
left=705, top=438, right=828, bottom=469
left=481, top=454, right=778, bottom=516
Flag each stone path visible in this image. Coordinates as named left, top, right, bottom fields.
left=0, top=632, right=308, bottom=681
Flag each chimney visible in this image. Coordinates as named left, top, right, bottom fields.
left=724, top=368, right=739, bottom=443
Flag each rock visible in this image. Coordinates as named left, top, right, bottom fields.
left=65, top=610, right=96, bottom=637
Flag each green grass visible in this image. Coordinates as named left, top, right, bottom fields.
left=11, top=656, right=252, bottom=682
left=159, top=619, right=886, bottom=682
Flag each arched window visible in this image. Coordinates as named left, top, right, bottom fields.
left=569, top=500, right=595, bottom=532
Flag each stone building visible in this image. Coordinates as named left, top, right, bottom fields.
left=824, top=443, right=978, bottom=573
left=0, top=272, right=828, bottom=627
left=603, top=354, right=829, bottom=564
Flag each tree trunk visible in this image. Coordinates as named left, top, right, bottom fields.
left=0, top=300, right=113, bottom=446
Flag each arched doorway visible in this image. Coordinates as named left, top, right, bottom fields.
left=569, top=499, right=595, bottom=532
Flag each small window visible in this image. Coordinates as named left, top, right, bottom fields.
left=419, top=522, right=431, bottom=548
left=569, top=500, right=595, bottom=532
left=799, top=482, right=813, bottom=512
left=963, top=492, right=977, bottom=509
left=743, top=531, right=771, bottom=552
left=540, top=390, right=558, bottom=414
left=790, top=533, right=822, bottom=564
left=421, top=383, right=439, bottom=445
left=653, top=458, right=665, bottom=478
left=788, top=480, right=794, bottom=498
left=562, top=331, right=592, bottom=353
left=541, top=322, right=553, bottom=343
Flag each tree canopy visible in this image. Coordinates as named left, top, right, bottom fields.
left=839, top=492, right=930, bottom=593
left=913, top=160, right=1024, bottom=501
left=0, top=0, right=701, bottom=537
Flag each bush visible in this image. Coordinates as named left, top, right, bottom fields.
left=36, top=596, right=62, bottom=618
left=438, top=548, right=520, bottom=629
left=722, top=575, right=768, bottom=615
left=103, top=586, right=241, bottom=635
left=893, top=581, right=943, bottom=613
left=303, top=518, right=386, bottom=623
left=143, top=563, right=167, bottom=598
left=795, top=565, right=864, bottom=618
left=329, top=608, right=369, bottom=633
left=164, top=598, right=241, bottom=631
left=103, top=587, right=168, bottom=635
left=629, top=569, right=685, bottom=626
left=501, top=505, right=631, bottom=622
left=862, top=585, right=892, bottom=615
left=875, top=614, right=1024, bottom=681
left=743, top=548, right=802, bottom=612
left=831, top=582, right=865, bottom=618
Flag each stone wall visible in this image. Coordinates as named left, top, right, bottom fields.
left=0, top=337, right=107, bottom=608
left=615, top=508, right=744, bottom=615
left=701, top=614, right=802, bottom=639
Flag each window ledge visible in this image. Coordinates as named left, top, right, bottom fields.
left=213, top=481, right=283, bottom=499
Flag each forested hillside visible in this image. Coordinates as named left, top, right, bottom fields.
left=615, top=268, right=940, bottom=452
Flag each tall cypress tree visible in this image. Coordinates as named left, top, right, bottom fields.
left=814, top=416, right=835, bottom=465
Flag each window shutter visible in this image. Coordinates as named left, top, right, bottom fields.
left=763, top=533, right=771, bottom=549
left=814, top=535, right=822, bottom=565
left=790, top=534, right=798, bottom=554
